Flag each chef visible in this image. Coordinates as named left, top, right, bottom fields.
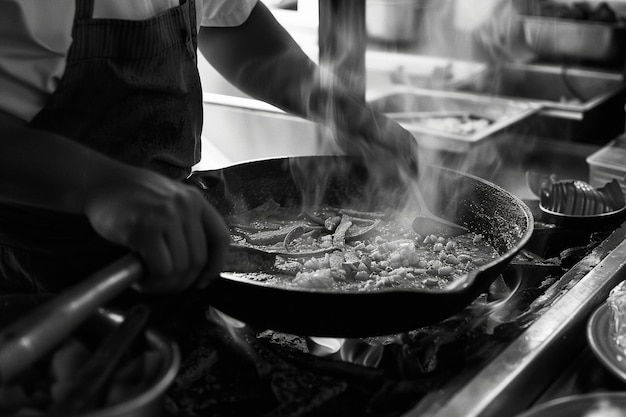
left=0, top=0, right=416, bottom=294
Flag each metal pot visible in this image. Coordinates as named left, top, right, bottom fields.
left=0, top=296, right=180, bottom=417
left=80, top=315, right=180, bottom=417
left=366, top=0, right=425, bottom=42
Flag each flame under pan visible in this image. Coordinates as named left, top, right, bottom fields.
left=191, top=156, right=534, bottom=337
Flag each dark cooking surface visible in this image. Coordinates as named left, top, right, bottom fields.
left=161, top=297, right=526, bottom=417
left=1, top=196, right=610, bottom=417
left=159, top=200, right=623, bottom=417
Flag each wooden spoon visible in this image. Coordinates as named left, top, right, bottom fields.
left=409, top=181, right=468, bottom=237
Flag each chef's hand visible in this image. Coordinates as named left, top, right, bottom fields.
left=348, top=105, right=419, bottom=177
left=310, top=89, right=419, bottom=177
left=83, top=169, right=231, bottom=293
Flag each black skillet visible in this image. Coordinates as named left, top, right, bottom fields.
left=191, top=155, right=534, bottom=337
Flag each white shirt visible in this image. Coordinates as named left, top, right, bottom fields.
left=0, top=0, right=258, bottom=121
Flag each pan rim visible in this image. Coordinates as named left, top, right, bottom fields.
left=213, top=158, right=534, bottom=297
left=201, top=156, right=535, bottom=336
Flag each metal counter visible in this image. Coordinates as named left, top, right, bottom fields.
left=404, top=222, right=626, bottom=417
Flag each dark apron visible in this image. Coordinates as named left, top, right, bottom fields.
left=0, top=0, right=202, bottom=292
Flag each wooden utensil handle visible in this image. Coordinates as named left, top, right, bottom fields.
left=0, top=253, right=142, bottom=383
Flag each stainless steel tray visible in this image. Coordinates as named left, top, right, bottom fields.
left=454, top=63, right=626, bottom=144
left=368, top=86, right=540, bottom=152
left=520, top=15, right=626, bottom=63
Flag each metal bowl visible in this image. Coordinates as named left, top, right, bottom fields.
left=366, top=0, right=423, bottom=42
left=81, top=313, right=180, bottom=417
left=0, top=295, right=180, bottom=417
left=538, top=179, right=626, bottom=228
left=515, top=392, right=626, bottom=417
left=539, top=203, right=626, bottom=228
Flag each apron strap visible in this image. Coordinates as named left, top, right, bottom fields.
left=75, top=0, right=94, bottom=21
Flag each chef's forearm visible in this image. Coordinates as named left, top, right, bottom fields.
left=0, top=110, right=141, bottom=214
left=197, top=1, right=352, bottom=124
left=227, top=50, right=346, bottom=123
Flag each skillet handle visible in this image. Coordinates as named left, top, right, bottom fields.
left=0, top=253, right=142, bottom=383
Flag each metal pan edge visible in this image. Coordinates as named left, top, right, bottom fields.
left=587, top=302, right=626, bottom=383
left=514, top=392, right=626, bottom=417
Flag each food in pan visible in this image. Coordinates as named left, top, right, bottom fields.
left=228, top=201, right=499, bottom=291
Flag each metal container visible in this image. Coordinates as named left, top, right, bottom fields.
left=0, top=296, right=180, bottom=417
left=515, top=392, right=626, bottom=417
left=81, top=313, right=180, bottom=417
left=365, top=0, right=425, bottom=43
left=521, top=15, right=626, bottom=63
left=367, top=85, right=540, bottom=152
left=455, top=62, right=626, bottom=144
left=587, top=137, right=626, bottom=196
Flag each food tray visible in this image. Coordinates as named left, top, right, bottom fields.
left=520, top=15, right=626, bottom=63
left=368, top=86, right=540, bottom=152
left=455, top=62, right=626, bottom=143
left=587, top=137, right=626, bottom=196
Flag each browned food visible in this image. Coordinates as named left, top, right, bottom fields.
left=228, top=205, right=499, bottom=292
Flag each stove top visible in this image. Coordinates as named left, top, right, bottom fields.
left=158, top=199, right=626, bottom=417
